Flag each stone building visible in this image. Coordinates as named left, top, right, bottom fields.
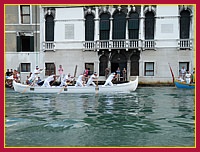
left=5, top=5, right=195, bottom=83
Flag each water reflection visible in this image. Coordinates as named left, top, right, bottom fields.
left=81, top=92, right=162, bottom=134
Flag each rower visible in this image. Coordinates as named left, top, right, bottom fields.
left=41, top=75, right=59, bottom=87
left=103, top=72, right=117, bottom=86
left=27, top=66, right=43, bottom=85
left=86, top=72, right=98, bottom=87
left=60, top=74, right=68, bottom=87
left=75, top=74, right=85, bottom=87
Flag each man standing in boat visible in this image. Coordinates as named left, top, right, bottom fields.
left=185, top=71, right=192, bottom=84
left=180, top=66, right=186, bottom=80
left=86, top=72, right=98, bottom=87
left=103, top=72, right=117, bottom=86
left=27, top=66, right=43, bottom=85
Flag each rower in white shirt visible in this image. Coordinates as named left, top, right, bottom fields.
left=86, top=72, right=98, bottom=87
left=103, top=72, right=116, bottom=86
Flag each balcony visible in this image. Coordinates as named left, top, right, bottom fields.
left=42, top=39, right=193, bottom=52
left=43, top=41, right=55, bottom=51
left=84, top=39, right=143, bottom=51
left=178, top=39, right=193, bottom=50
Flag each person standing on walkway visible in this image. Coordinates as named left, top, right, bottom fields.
left=122, top=68, right=127, bottom=81
left=116, top=67, right=120, bottom=81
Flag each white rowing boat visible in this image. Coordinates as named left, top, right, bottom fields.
left=12, top=76, right=138, bottom=94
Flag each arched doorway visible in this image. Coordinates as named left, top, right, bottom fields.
left=99, top=55, right=108, bottom=76
left=130, top=53, right=140, bottom=76
left=111, top=52, right=127, bottom=77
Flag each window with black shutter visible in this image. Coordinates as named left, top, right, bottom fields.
left=180, top=10, right=190, bottom=39
left=85, top=14, right=95, bottom=41
left=145, top=12, right=155, bottom=40
left=17, top=33, right=34, bottom=52
left=45, top=15, right=54, bottom=41
left=128, top=12, right=139, bottom=39
left=112, top=12, right=126, bottom=39
left=100, top=13, right=110, bottom=40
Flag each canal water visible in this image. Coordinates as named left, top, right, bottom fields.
left=5, top=87, right=195, bottom=147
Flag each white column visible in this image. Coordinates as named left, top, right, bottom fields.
left=126, top=6, right=131, bottom=40
left=109, top=17, right=113, bottom=40
left=139, top=5, right=144, bottom=49
left=94, top=7, right=99, bottom=41
left=127, top=60, right=131, bottom=81
left=126, top=18, right=129, bottom=51
left=40, top=6, right=45, bottom=79
left=109, top=18, right=113, bottom=51
left=109, top=6, right=113, bottom=41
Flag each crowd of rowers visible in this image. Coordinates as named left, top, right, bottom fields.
left=5, top=65, right=119, bottom=88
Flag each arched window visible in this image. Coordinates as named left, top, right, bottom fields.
left=145, top=12, right=155, bottom=39
left=99, top=55, right=108, bottom=76
left=112, top=12, right=126, bottom=39
left=100, top=13, right=110, bottom=40
left=180, top=10, right=190, bottom=39
left=85, top=14, right=95, bottom=41
left=45, top=15, right=54, bottom=41
left=128, top=12, right=139, bottom=39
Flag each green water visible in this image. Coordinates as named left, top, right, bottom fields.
left=5, top=87, right=195, bottom=147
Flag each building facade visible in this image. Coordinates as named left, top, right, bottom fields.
left=5, top=5, right=40, bottom=82
left=5, top=5, right=195, bottom=83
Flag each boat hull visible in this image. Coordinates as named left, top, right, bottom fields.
left=12, top=76, right=138, bottom=94
left=174, top=80, right=195, bottom=89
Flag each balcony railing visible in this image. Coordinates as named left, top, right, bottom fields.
left=86, top=39, right=142, bottom=51
left=43, top=39, right=193, bottom=51
left=178, top=39, right=193, bottom=50
left=143, top=40, right=155, bottom=50
left=43, top=41, right=55, bottom=51
left=83, top=41, right=96, bottom=50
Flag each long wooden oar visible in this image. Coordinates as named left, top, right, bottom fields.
left=21, top=84, right=30, bottom=93
left=58, top=85, right=67, bottom=94
left=95, top=78, right=99, bottom=94
left=168, top=63, right=175, bottom=83
left=21, top=77, right=36, bottom=93
left=21, top=69, right=44, bottom=93
left=72, top=65, right=77, bottom=85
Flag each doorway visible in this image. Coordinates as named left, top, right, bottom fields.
left=111, top=52, right=127, bottom=78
